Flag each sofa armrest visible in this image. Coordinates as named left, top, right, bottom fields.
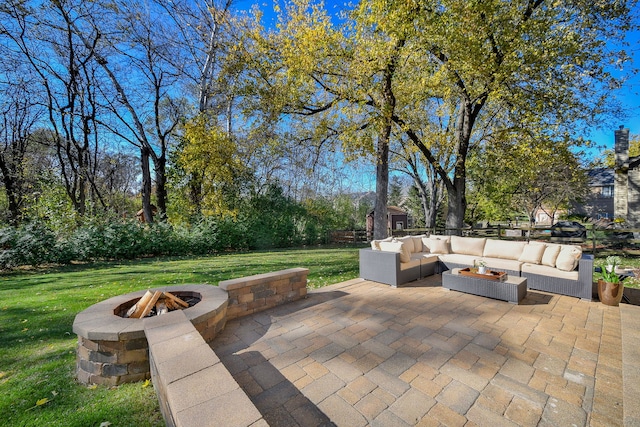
left=359, top=248, right=402, bottom=287
left=578, top=253, right=594, bottom=300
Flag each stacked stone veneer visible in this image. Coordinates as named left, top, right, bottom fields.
left=219, top=267, right=309, bottom=319
left=73, top=268, right=309, bottom=427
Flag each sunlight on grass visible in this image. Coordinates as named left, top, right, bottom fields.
left=0, top=246, right=361, bottom=426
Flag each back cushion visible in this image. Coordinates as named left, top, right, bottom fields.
left=422, top=234, right=451, bottom=253
left=379, top=241, right=411, bottom=262
left=450, top=236, right=486, bottom=256
left=427, top=238, right=450, bottom=254
left=397, top=236, right=415, bottom=253
left=483, top=239, right=526, bottom=260
left=519, top=244, right=546, bottom=264
left=411, top=235, right=427, bottom=252
left=541, top=244, right=561, bottom=267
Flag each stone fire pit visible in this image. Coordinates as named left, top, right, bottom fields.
left=73, top=285, right=228, bottom=386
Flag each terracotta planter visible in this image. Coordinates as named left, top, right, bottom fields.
left=598, top=279, right=624, bottom=306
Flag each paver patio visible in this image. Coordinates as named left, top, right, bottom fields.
left=211, top=275, right=640, bottom=426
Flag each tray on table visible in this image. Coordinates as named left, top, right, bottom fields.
left=458, top=268, right=507, bottom=281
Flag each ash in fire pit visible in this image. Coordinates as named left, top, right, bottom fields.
left=114, top=290, right=201, bottom=318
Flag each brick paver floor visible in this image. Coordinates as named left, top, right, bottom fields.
left=212, top=276, right=638, bottom=426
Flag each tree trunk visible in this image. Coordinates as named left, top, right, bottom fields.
left=0, top=162, right=21, bottom=226
left=141, top=147, right=154, bottom=224
left=445, top=181, right=465, bottom=235
left=154, top=156, right=167, bottom=220
left=374, top=135, right=390, bottom=240
left=444, top=98, right=480, bottom=234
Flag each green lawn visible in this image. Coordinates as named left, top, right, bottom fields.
left=0, top=246, right=361, bottom=427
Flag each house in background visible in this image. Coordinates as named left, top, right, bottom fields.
left=576, top=126, right=639, bottom=227
left=366, top=206, right=408, bottom=237
left=577, top=168, right=614, bottom=220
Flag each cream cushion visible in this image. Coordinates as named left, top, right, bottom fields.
left=450, top=236, right=486, bottom=256
left=399, top=259, right=421, bottom=271
left=522, top=263, right=579, bottom=280
left=422, top=236, right=449, bottom=252
left=555, top=246, right=582, bottom=271
left=428, top=238, right=450, bottom=254
left=398, top=236, right=415, bottom=253
left=478, top=257, right=524, bottom=273
left=482, top=239, right=526, bottom=260
left=379, top=241, right=411, bottom=263
left=371, top=237, right=392, bottom=250
left=411, top=235, right=427, bottom=252
left=519, top=244, right=546, bottom=264
left=541, top=244, right=561, bottom=267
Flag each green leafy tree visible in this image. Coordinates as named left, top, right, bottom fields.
left=386, top=0, right=633, bottom=232
left=469, top=135, right=588, bottom=228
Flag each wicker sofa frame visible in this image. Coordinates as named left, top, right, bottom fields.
left=359, top=246, right=595, bottom=301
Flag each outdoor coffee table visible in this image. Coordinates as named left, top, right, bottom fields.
left=442, top=268, right=527, bottom=304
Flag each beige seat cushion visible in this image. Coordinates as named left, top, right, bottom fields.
left=479, top=257, right=523, bottom=273
left=519, top=244, right=546, bottom=264
left=379, top=241, right=411, bottom=263
left=483, top=239, right=526, bottom=260
left=522, top=263, right=579, bottom=280
left=450, top=236, right=486, bottom=256
left=438, top=253, right=477, bottom=266
left=399, top=259, right=421, bottom=271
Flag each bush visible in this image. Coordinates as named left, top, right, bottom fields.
left=0, top=184, right=352, bottom=268
left=0, top=222, right=57, bottom=268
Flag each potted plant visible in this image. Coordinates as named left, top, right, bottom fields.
left=477, top=260, right=488, bottom=275
left=598, top=255, right=624, bottom=306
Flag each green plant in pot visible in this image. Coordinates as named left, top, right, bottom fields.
left=598, top=255, right=624, bottom=306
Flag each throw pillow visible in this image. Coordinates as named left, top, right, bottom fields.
left=428, top=238, right=450, bottom=254
left=555, top=246, right=581, bottom=271
left=371, top=237, right=392, bottom=250
left=379, top=241, right=411, bottom=263
left=541, top=245, right=561, bottom=267
left=519, top=244, right=546, bottom=264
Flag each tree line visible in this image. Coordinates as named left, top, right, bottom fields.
left=0, top=0, right=635, bottom=245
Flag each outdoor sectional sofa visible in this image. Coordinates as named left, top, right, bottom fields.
left=359, top=234, right=594, bottom=300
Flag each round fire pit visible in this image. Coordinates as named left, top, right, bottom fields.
left=113, top=290, right=202, bottom=318
left=73, top=284, right=228, bottom=385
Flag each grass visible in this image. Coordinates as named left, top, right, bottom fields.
left=0, top=246, right=362, bottom=427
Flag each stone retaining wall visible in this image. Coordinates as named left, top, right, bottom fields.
left=73, top=268, right=309, bottom=426
left=220, top=267, right=309, bottom=319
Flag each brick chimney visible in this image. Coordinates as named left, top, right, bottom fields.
left=614, top=126, right=630, bottom=222
left=615, top=125, right=630, bottom=169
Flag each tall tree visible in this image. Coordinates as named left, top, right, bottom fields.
left=1, top=0, right=106, bottom=218
left=0, top=74, right=42, bottom=224
left=386, top=0, right=634, bottom=232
